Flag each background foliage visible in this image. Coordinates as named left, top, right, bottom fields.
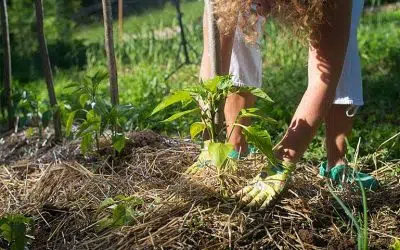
left=1, top=0, right=399, bottom=163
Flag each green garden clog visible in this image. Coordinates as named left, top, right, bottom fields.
left=228, top=145, right=259, bottom=160
left=319, top=162, right=379, bottom=191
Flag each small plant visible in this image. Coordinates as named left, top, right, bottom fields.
left=1, top=85, right=71, bottom=141
left=66, top=70, right=136, bottom=154
left=151, top=76, right=276, bottom=172
left=96, top=195, right=144, bottom=231
left=16, top=91, right=52, bottom=136
left=0, top=214, right=33, bottom=250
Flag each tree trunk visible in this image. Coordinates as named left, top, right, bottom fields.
left=1, top=0, right=14, bottom=130
left=118, top=0, right=123, bottom=42
left=102, top=0, right=119, bottom=106
left=34, top=0, right=62, bottom=141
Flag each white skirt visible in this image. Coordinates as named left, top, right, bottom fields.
left=229, top=0, right=364, bottom=106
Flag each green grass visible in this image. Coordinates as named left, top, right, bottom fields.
left=74, top=1, right=204, bottom=43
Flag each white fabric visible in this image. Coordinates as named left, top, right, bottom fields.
left=332, top=0, right=364, bottom=105
left=229, top=0, right=364, bottom=106
left=229, top=18, right=264, bottom=88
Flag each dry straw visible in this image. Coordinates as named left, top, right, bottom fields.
left=0, top=130, right=399, bottom=249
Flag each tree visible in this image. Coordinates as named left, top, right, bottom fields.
left=1, top=0, right=14, bottom=130
left=34, top=0, right=62, bottom=141
left=102, top=0, right=119, bottom=106
left=118, top=0, right=123, bottom=42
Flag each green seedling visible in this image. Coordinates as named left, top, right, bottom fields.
left=65, top=70, right=136, bottom=154
left=96, top=195, right=144, bottom=231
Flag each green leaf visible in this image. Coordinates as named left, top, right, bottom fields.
left=162, top=108, right=199, bottom=123
left=112, top=204, right=133, bottom=226
left=151, top=91, right=192, bottom=116
left=64, top=83, right=79, bottom=90
left=235, top=125, right=275, bottom=164
left=203, top=77, right=221, bottom=93
left=389, top=239, right=400, bottom=250
left=190, top=122, right=206, bottom=139
left=76, top=111, right=101, bottom=138
left=208, top=143, right=233, bottom=169
left=239, top=108, right=277, bottom=124
left=94, top=98, right=112, bottom=117
left=81, top=134, right=93, bottom=154
left=112, top=133, right=126, bottom=153
left=0, top=215, right=31, bottom=250
left=65, top=111, right=76, bottom=137
left=98, top=198, right=116, bottom=210
left=86, top=110, right=98, bottom=122
left=0, top=222, right=12, bottom=242
left=217, top=76, right=233, bottom=90
left=79, top=94, right=89, bottom=108
left=249, top=88, right=274, bottom=103
left=11, top=222, right=26, bottom=250
left=76, top=120, right=96, bottom=137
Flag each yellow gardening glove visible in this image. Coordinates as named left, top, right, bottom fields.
left=235, top=162, right=296, bottom=210
left=185, top=141, right=212, bottom=175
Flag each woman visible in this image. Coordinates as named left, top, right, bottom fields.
left=197, top=0, right=377, bottom=209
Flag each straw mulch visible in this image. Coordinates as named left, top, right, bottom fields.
left=0, top=129, right=399, bottom=249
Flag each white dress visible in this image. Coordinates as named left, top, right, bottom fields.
left=229, top=0, right=364, bottom=106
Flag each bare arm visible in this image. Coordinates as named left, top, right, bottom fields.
left=276, top=0, right=353, bottom=162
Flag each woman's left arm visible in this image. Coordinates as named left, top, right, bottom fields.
left=276, top=0, right=353, bottom=162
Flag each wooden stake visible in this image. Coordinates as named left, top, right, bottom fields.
left=34, top=0, right=62, bottom=141
left=118, top=0, right=123, bottom=42
left=102, top=0, right=119, bottom=106
left=204, top=0, right=221, bottom=77
left=0, top=0, right=14, bottom=130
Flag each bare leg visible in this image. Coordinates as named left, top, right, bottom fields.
left=325, top=104, right=354, bottom=168
left=225, top=92, right=256, bottom=153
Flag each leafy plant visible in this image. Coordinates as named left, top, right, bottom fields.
left=0, top=214, right=33, bottom=250
left=96, top=195, right=144, bottom=231
left=65, top=70, right=136, bottom=154
left=151, top=76, right=276, bottom=172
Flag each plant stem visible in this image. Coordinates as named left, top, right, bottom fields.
left=96, top=133, right=100, bottom=153
left=354, top=138, right=368, bottom=250
left=360, top=180, right=368, bottom=250
left=226, top=111, right=242, bottom=143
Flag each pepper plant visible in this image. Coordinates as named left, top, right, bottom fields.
left=151, top=76, right=277, bottom=172
left=66, top=71, right=135, bottom=155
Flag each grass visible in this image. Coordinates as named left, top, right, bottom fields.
left=74, top=0, right=204, bottom=43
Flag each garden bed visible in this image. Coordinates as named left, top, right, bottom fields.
left=1, top=130, right=399, bottom=249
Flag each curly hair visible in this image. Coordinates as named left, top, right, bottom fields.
left=214, top=0, right=331, bottom=44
